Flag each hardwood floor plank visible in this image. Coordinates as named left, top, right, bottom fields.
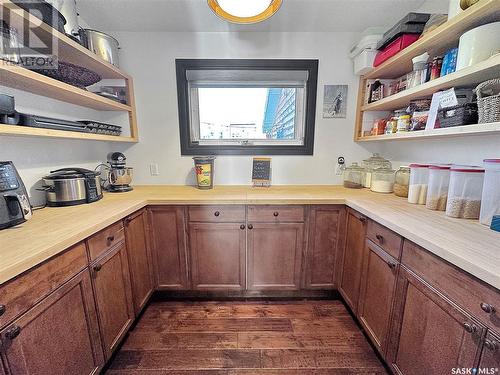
left=291, top=317, right=360, bottom=334
left=165, top=318, right=293, bottom=333
left=123, top=332, right=238, bottom=350
left=107, top=371, right=229, bottom=374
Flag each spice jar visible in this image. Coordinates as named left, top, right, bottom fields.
left=362, top=153, right=392, bottom=188
left=371, top=168, right=395, bottom=193
left=426, top=165, right=451, bottom=211
left=408, top=164, right=430, bottom=204
left=479, top=159, right=500, bottom=226
left=343, top=162, right=365, bottom=189
left=446, top=166, right=485, bottom=219
left=397, top=114, right=411, bottom=132
left=394, top=166, right=410, bottom=197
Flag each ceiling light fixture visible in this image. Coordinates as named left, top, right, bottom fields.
left=207, top=0, right=283, bottom=24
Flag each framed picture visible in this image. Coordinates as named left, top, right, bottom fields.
left=323, top=85, right=348, bottom=118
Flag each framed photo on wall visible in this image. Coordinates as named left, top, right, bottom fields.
left=323, top=85, right=348, bottom=118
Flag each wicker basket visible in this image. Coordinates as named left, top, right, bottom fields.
left=475, top=79, right=500, bottom=124
left=437, top=102, right=478, bottom=128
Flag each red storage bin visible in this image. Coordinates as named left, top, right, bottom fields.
left=374, top=34, right=420, bottom=67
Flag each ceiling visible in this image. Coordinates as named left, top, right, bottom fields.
left=77, top=0, right=428, bottom=33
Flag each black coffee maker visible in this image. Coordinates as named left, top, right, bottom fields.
left=0, top=161, right=32, bottom=229
left=0, top=94, right=20, bottom=125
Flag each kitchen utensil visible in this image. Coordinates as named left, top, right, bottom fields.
left=0, top=161, right=32, bottom=230
left=37, top=61, right=101, bottom=89
left=79, top=29, right=120, bottom=67
left=41, top=168, right=102, bottom=207
left=456, top=22, right=500, bottom=71
left=475, top=79, right=500, bottom=123
left=105, top=152, right=133, bottom=192
left=480, top=159, right=500, bottom=226
left=0, top=21, right=21, bottom=65
left=11, top=0, right=66, bottom=33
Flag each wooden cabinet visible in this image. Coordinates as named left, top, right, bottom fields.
left=479, top=331, right=500, bottom=370
left=188, top=222, right=246, bottom=290
left=338, top=208, right=367, bottom=313
left=387, top=266, right=485, bottom=375
left=124, top=209, right=154, bottom=316
left=91, top=242, right=134, bottom=360
left=303, top=205, right=345, bottom=289
left=0, top=269, right=104, bottom=375
left=247, top=222, right=304, bottom=290
left=357, top=239, right=399, bottom=357
left=149, top=206, right=190, bottom=290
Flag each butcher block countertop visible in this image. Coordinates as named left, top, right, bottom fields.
left=1, top=185, right=499, bottom=289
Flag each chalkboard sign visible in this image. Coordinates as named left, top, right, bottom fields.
left=252, top=158, right=271, bottom=187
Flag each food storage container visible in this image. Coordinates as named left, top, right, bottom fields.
left=446, top=166, right=485, bottom=219
left=426, top=165, right=451, bottom=211
left=343, top=162, right=365, bottom=189
left=479, top=159, right=500, bottom=226
left=397, top=114, right=411, bottom=132
left=371, top=168, right=395, bottom=193
left=362, top=153, right=392, bottom=188
left=394, top=166, right=410, bottom=197
left=408, top=164, right=430, bottom=204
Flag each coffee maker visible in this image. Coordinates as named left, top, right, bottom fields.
left=105, top=152, right=133, bottom=192
left=1, top=161, right=32, bottom=229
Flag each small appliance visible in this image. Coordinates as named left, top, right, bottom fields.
left=105, top=152, right=133, bottom=192
left=0, top=161, right=32, bottom=230
left=41, top=168, right=102, bottom=207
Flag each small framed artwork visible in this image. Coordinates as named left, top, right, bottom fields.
left=252, top=157, right=271, bottom=187
left=323, top=85, right=348, bottom=118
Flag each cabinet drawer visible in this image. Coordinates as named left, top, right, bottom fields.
left=247, top=205, right=305, bottom=223
left=87, top=221, right=125, bottom=261
left=188, top=205, right=245, bottom=223
left=0, top=243, right=88, bottom=329
left=402, top=240, right=500, bottom=331
left=366, top=220, right=402, bottom=260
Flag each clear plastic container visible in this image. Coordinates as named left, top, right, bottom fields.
left=479, top=159, right=500, bottom=226
left=446, top=166, right=485, bottom=219
left=426, top=165, right=451, bottom=211
left=408, top=164, right=430, bottom=204
left=343, top=162, right=365, bottom=189
left=371, top=168, right=395, bottom=193
left=362, top=153, right=392, bottom=188
left=394, top=166, right=410, bottom=197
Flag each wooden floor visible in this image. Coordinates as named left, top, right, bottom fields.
left=106, top=300, right=387, bottom=374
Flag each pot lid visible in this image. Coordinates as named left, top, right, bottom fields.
left=44, top=168, right=100, bottom=180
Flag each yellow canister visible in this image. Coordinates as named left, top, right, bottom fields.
left=193, top=157, right=215, bottom=190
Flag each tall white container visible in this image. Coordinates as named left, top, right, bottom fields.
left=446, top=166, right=485, bottom=219
left=408, top=164, right=430, bottom=205
left=480, top=159, right=500, bottom=226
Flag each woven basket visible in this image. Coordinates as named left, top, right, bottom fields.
left=437, top=102, right=478, bottom=128
left=475, top=79, right=500, bottom=124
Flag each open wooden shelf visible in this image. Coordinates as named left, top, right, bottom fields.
left=357, top=122, right=500, bottom=142
left=0, top=124, right=138, bottom=143
left=364, top=0, right=500, bottom=79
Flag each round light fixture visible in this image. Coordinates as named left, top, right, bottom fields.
left=207, top=0, right=283, bottom=24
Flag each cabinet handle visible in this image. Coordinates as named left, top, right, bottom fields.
left=480, top=302, right=495, bottom=314
left=240, top=224, right=246, bottom=230
left=124, top=218, right=132, bottom=226
left=106, top=235, right=115, bottom=244
left=273, top=211, right=279, bottom=217
left=462, top=322, right=477, bottom=334
left=359, top=217, right=367, bottom=224
left=387, top=261, right=397, bottom=269
left=376, top=234, right=384, bottom=243
left=0, top=304, right=5, bottom=316
left=5, top=325, right=21, bottom=340
left=93, top=264, right=102, bottom=273
left=484, top=339, right=498, bottom=351
left=214, top=211, right=220, bottom=217
left=248, top=224, right=253, bottom=230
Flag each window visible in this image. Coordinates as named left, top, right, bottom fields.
left=176, top=59, right=318, bottom=155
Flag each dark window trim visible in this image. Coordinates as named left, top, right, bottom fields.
left=175, top=59, right=319, bottom=156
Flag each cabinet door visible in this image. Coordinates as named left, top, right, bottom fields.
left=91, top=242, right=134, bottom=360
left=124, top=209, right=154, bottom=316
left=338, top=209, right=367, bottom=313
left=247, top=223, right=304, bottom=290
left=149, top=206, right=190, bottom=290
left=387, top=266, right=485, bottom=375
left=479, top=331, right=500, bottom=371
left=357, top=239, right=399, bottom=356
left=304, top=206, right=345, bottom=289
left=189, top=222, right=246, bottom=290
left=1, top=270, right=104, bottom=375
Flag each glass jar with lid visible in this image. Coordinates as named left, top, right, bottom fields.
left=394, top=166, right=410, bottom=197
left=343, top=162, right=365, bottom=189
left=362, top=153, right=392, bottom=188
left=371, top=168, right=395, bottom=193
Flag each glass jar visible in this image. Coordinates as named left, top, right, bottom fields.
left=426, top=165, right=451, bottom=211
left=362, top=153, right=392, bottom=188
left=343, top=162, right=365, bottom=189
left=408, top=164, right=430, bottom=205
left=479, top=159, right=500, bottom=226
left=397, top=114, right=411, bottom=132
left=394, top=166, right=410, bottom=197
left=371, top=168, right=395, bottom=193
left=446, top=166, right=485, bottom=219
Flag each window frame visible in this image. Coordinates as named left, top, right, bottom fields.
left=175, top=59, right=319, bottom=156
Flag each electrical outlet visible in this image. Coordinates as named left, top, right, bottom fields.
left=150, top=163, right=159, bottom=176
left=335, top=156, right=345, bottom=176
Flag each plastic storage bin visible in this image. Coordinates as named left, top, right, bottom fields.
left=408, top=164, right=430, bottom=204
left=426, top=165, right=451, bottom=211
left=371, top=168, right=395, bottom=193
left=479, top=159, right=500, bottom=226
left=446, top=166, right=485, bottom=219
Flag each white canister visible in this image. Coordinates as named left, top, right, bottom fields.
left=456, top=22, right=500, bottom=71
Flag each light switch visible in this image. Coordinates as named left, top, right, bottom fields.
left=150, top=163, right=159, bottom=176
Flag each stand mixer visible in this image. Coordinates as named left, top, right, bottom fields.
left=103, top=152, right=133, bottom=192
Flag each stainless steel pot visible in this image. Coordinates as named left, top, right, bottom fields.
left=80, top=29, right=120, bottom=67
left=52, top=0, right=80, bottom=37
